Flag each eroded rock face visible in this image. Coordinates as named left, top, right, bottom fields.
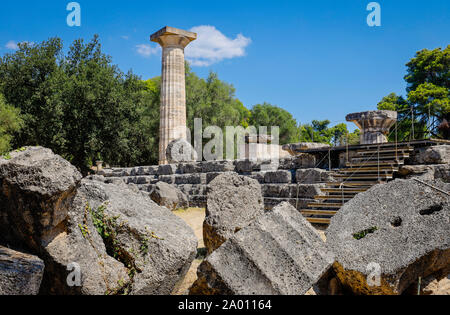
left=0, top=147, right=82, bottom=249
left=0, top=147, right=197, bottom=295
left=0, top=147, right=129, bottom=295
left=327, top=179, right=450, bottom=295
left=398, top=164, right=450, bottom=182
left=150, top=182, right=189, bottom=211
left=296, top=168, right=336, bottom=184
left=78, top=179, right=197, bottom=295
left=190, top=202, right=335, bottom=295
left=203, top=173, right=265, bottom=254
left=0, top=246, right=45, bottom=295
left=411, top=145, right=450, bottom=165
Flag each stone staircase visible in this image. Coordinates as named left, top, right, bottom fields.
left=300, top=142, right=414, bottom=225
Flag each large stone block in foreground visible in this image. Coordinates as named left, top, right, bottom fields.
left=203, top=173, right=264, bottom=255
left=78, top=179, right=198, bottom=295
left=0, top=246, right=45, bottom=295
left=191, top=202, right=334, bottom=295
left=327, top=179, right=450, bottom=295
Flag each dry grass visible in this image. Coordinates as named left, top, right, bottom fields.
left=172, top=208, right=206, bottom=295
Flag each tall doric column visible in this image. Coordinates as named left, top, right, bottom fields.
left=151, top=26, right=197, bottom=164
left=346, top=110, right=398, bottom=145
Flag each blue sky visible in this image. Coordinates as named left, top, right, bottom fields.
left=0, top=0, right=449, bottom=129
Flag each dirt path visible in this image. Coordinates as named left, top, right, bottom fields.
left=172, top=208, right=206, bottom=295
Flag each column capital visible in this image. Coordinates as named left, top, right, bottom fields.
left=150, top=26, right=197, bottom=48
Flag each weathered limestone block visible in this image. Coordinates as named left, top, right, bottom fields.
left=264, top=170, right=292, bottom=183
left=177, top=184, right=207, bottom=197
left=119, top=168, right=134, bottom=177
left=78, top=179, right=197, bottom=295
left=296, top=168, right=336, bottom=184
left=278, top=154, right=316, bottom=169
left=283, top=142, right=331, bottom=155
left=136, top=176, right=154, bottom=185
left=410, top=145, right=450, bottom=165
left=201, top=160, right=235, bottom=173
left=149, top=182, right=189, bottom=211
left=264, top=198, right=315, bottom=211
left=166, top=139, right=198, bottom=164
left=206, top=172, right=238, bottom=184
left=189, top=195, right=207, bottom=208
left=0, top=147, right=82, bottom=249
left=248, top=172, right=266, bottom=184
left=175, top=173, right=207, bottom=185
left=178, top=162, right=202, bottom=174
left=327, top=179, right=450, bottom=295
left=398, top=164, right=450, bottom=182
left=204, top=173, right=265, bottom=254
left=190, top=202, right=335, bottom=295
left=235, top=160, right=261, bottom=173
left=0, top=246, right=45, bottom=295
left=131, top=166, right=158, bottom=176
left=261, top=184, right=324, bottom=199
left=158, top=164, right=178, bottom=176
left=0, top=147, right=129, bottom=295
left=159, top=175, right=175, bottom=184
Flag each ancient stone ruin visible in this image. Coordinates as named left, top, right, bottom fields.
left=0, top=25, right=448, bottom=296
left=151, top=27, right=197, bottom=165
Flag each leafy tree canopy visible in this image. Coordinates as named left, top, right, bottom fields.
left=378, top=45, right=450, bottom=139
left=0, top=94, right=23, bottom=155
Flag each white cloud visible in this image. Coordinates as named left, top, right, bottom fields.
left=5, top=40, right=19, bottom=50
left=121, top=35, right=129, bottom=40
left=185, top=25, right=251, bottom=67
left=136, top=44, right=160, bottom=57
left=5, top=40, right=35, bottom=50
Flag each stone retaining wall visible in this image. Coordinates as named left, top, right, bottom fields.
left=99, top=155, right=331, bottom=210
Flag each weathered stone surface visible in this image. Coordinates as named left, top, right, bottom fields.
left=264, top=198, right=315, bottom=211
left=178, top=162, right=202, bottom=174
left=0, top=147, right=82, bottom=250
left=0, top=246, right=45, bottom=295
left=261, top=184, right=324, bottom=199
left=158, top=164, right=178, bottom=176
left=177, top=184, right=207, bottom=196
left=175, top=173, right=207, bottom=185
left=204, top=173, right=264, bottom=254
left=278, top=154, right=316, bottom=169
left=248, top=172, right=266, bottom=184
left=398, top=164, right=450, bottom=182
left=151, top=26, right=197, bottom=165
left=411, top=145, right=450, bottom=165
left=0, top=147, right=129, bottom=295
left=346, top=110, right=397, bottom=144
left=78, top=179, right=197, bottom=295
left=166, top=139, right=198, bottom=164
left=234, top=159, right=260, bottom=173
left=296, top=168, right=336, bottom=184
left=149, top=182, right=189, bottom=211
left=327, top=179, right=450, bottom=295
left=159, top=175, right=175, bottom=184
left=190, top=202, right=334, bottom=295
left=283, top=142, right=331, bottom=155
left=264, top=170, right=292, bottom=183
left=201, top=160, right=235, bottom=173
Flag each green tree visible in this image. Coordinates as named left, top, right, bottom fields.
left=249, top=103, right=299, bottom=145
left=379, top=46, right=450, bottom=139
left=299, top=120, right=359, bottom=146
left=0, top=38, right=66, bottom=152
left=0, top=94, right=23, bottom=154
